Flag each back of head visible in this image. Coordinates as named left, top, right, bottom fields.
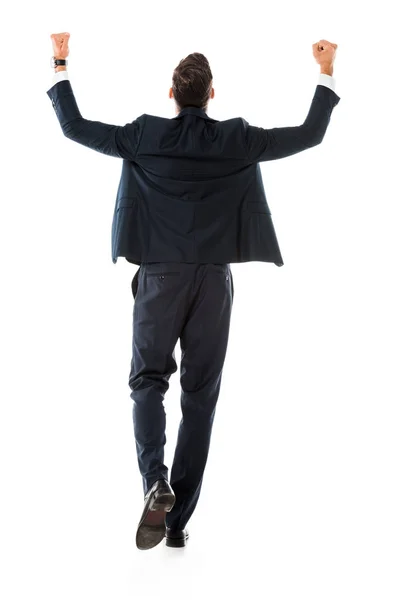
left=172, top=52, right=213, bottom=112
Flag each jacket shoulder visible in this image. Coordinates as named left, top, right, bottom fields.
left=141, top=113, right=174, bottom=123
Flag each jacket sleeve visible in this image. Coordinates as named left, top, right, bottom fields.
left=243, top=84, right=341, bottom=163
left=46, top=80, right=145, bottom=159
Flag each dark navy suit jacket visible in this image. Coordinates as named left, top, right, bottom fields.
left=47, top=79, right=340, bottom=266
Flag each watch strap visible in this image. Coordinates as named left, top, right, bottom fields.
left=51, top=57, right=68, bottom=68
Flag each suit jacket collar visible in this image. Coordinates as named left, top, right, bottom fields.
left=173, top=106, right=213, bottom=121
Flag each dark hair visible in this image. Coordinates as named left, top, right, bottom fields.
left=172, top=52, right=213, bottom=111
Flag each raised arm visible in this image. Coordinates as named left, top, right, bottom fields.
left=243, top=40, right=340, bottom=163
left=47, top=32, right=144, bottom=160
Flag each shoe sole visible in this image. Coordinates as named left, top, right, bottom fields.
left=136, top=490, right=176, bottom=551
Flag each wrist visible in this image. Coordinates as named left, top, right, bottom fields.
left=53, top=56, right=68, bottom=73
left=320, top=65, right=333, bottom=76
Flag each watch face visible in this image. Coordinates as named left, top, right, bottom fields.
left=50, top=56, right=55, bottom=68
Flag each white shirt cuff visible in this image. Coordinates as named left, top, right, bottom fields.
left=318, top=73, right=336, bottom=92
left=48, top=69, right=69, bottom=91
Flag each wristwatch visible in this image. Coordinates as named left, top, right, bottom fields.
left=50, top=56, right=68, bottom=68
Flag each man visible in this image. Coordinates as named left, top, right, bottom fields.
left=47, top=33, right=340, bottom=551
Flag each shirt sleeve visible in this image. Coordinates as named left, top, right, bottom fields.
left=48, top=69, right=70, bottom=92
left=318, top=73, right=336, bottom=92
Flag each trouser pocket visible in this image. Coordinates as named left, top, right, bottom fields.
left=146, top=271, right=181, bottom=278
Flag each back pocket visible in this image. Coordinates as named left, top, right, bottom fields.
left=145, top=271, right=181, bottom=278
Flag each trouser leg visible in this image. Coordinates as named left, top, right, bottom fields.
left=129, top=264, right=190, bottom=495
left=166, top=263, right=234, bottom=531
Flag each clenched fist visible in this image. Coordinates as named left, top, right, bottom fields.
left=50, top=32, right=70, bottom=59
left=313, top=39, right=338, bottom=68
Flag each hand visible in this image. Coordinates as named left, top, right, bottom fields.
left=50, top=32, right=70, bottom=59
left=312, top=39, right=337, bottom=69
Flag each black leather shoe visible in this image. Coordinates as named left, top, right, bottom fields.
left=136, top=479, right=176, bottom=550
left=165, top=527, right=189, bottom=548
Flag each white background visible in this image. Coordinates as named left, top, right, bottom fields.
left=1, top=1, right=399, bottom=599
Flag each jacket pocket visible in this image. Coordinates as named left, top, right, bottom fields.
left=117, top=196, right=137, bottom=209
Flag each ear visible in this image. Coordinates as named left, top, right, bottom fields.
left=211, top=88, right=215, bottom=99
left=169, top=87, right=173, bottom=99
